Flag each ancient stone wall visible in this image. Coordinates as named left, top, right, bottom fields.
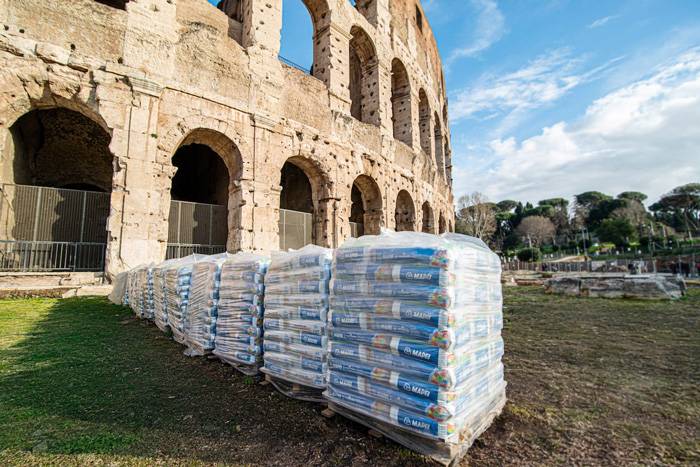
left=0, top=0, right=455, bottom=277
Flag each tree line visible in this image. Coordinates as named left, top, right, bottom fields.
left=455, top=183, right=700, bottom=261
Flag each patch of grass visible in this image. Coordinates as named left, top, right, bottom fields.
left=0, top=289, right=699, bottom=466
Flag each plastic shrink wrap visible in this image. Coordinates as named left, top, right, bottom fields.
left=261, top=244, right=332, bottom=401
left=184, top=253, right=232, bottom=355
left=325, top=231, right=506, bottom=465
left=212, top=253, right=270, bottom=375
left=163, top=254, right=205, bottom=344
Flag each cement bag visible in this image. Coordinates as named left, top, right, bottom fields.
left=261, top=244, right=332, bottom=401
left=325, top=231, right=506, bottom=464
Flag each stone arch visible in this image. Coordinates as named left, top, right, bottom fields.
left=351, top=0, right=378, bottom=27
left=391, top=58, right=412, bottom=146
left=280, top=0, right=332, bottom=85
left=439, top=212, right=447, bottom=234
left=421, top=201, right=434, bottom=233
left=2, top=105, right=116, bottom=271
left=395, top=189, right=415, bottom=232
left=433, top=111, right=444, bottom=178
left=278, top=155, right=332, bottom=249
left=167, top=128, right=244, bottom=253
left=350, top=174, right=383, bottom=236
left=349, top=25, right=380, bottom=126
left=418, top=89, right=432, bottom=157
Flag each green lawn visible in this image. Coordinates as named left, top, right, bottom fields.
left=0, top=288, right=698, bottom=466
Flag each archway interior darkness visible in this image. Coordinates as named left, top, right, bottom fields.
left=171, top=144, right=229, bottom=205
left=280, top=161, right=313, bottom=213
left=439, top=213, right=447, bottom=234
left=279, top=161, right=314, bottom=249
left=418, top=89, right=431, bottom=156
left=395, top=190, right=415, bottom=232
left=2, top=107, right=114, bottom=271
left=348, top=26, right=377, bottom=124
left=391, top=59, right=412, bottom=146
left=169, top=144, right=229, bottom=249
left=433, top=112, right=444, bottom=177
left=422, top=202, right=433, bottom=233
left=350, top=183, right=365, bottom=237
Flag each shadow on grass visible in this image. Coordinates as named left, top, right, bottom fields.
left=0, top=297, right=416, bottom=465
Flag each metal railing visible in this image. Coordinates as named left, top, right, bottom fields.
left=165, top=243, right=227, bottom=260
left=0, top=184, right=110, bottom=272
left=349, top=222, right=364, bottom=238
left=0, top=240, right=106, bottom=272
left=278, top=55, right=311, bottom=74
left=279, top=208, right=312, bottom=251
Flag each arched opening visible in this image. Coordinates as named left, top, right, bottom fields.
left=350, top=174, right=383, bottom=237
left=395, top=190, right=415, bottom=232
left=448, top=218, right=453, bottom=233
left=421, top=201, right=434, bottom=233
left=418, top=89, right=432, bottom=156
left=280, top=0, right=330, bottom=84
left=95, top=0, right=129, bottom=9
left=433, top=112, right=444, bottom=178
left=217, top=0, right=243, bottom=22
left=279, top=160, right=315, bottom=250
left=349, top=26, right=379, bottom=125
left=391, top=58, right=412, bottom=146
left=1, top=107, right=114, bottom=272
left=167, top=129, right=240, bottom=259
left=439, top=213, right=447, bottom=234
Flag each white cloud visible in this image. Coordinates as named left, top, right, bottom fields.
left=449, top=48, right=621, bottom=133
left=447, top=0, right=506, bottom=63
left=587, top=15, right=619, bottom=29
left=454, top=48, right=700, bottom=205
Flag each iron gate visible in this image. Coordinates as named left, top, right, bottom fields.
left=166, top=200, right=227, bottom=259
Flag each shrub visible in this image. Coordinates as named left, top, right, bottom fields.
left=517, top=247, right=541, bottom=262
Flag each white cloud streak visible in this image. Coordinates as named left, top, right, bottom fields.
left=453, top=48, right=700, bottom=205
left=587, top=15, right=619, bottom=29
left=447, top=0, right=506, bottom=63
left=449, top=48, right=622, bottom=132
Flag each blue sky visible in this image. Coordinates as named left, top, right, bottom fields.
left=210, top=0, right=700, bottom=206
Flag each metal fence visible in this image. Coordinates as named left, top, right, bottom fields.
left=349, top=222, right=364, bottom=238
left=167, top=200, right=228, bottom=258
left=0, top=184, right=110, bottom=271
left=279, top=208, right=312, bottom=251
left=165, top=243, right=227, bottom=260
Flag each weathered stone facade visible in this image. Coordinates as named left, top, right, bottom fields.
left=0, top=0, right=454, bottom=277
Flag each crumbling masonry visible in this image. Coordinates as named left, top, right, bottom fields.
left=0, top=0, right=454, bottom=277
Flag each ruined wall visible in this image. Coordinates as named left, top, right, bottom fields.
left=0, top=0, right=455, bottom=277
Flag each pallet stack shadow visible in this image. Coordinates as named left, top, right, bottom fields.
left=325, top=232, right=506, bottom=465
left=261, top=245, right=332, bottom=401
left=184, top=254, right=230, bottom=356
left=213, top=253, right=269, bottom=375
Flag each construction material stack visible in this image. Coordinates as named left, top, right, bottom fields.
left=213, top=253, right=270, bottom=375
left=137, top=266, right=154, bottom=320
left=325, top=231, right=505, bottom=464
left=261, top=245, right=332, bottom=401
left=152, top=261, right=172, bottom=333
left=184, top=254, right=230, bottom=355
left=164, top=255, right=201, bottom=344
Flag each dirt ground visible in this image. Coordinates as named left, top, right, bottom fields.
left=0, top=287, right=698, bottom=466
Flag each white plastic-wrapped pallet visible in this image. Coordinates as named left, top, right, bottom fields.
left=213, top=252, right=270, bottom=375
left=152, top=259, right=178, bottom=333
left=137, top=266, right=155, bottom=320
left=325, top=231, right=505, bottom=465
left=164, top=254, right=204, bottom=344
left=184, top=253, right=231, bottom=355
left=261, top=244, right=332, bottom=401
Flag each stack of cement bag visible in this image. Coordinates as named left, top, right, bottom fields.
left=184, top=254, right=231, bottom=356
left=261, top=245, right=332, bottom=401
left=137, top=266, right=155, bottom=320
left=164, top=255, right=202, bottom=344
left=213, top=253, right=270, bottom=375
left=325, top=231, right=506, bottom=464
left=152, top=260, right=172, bottom=333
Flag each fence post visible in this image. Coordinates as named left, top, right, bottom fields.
left=28, top=187, right=43, bottom=270
left=79, top=190, right=87, bottom=243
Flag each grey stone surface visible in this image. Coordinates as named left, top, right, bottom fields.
left=545, top=274, right=686, bottom=300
